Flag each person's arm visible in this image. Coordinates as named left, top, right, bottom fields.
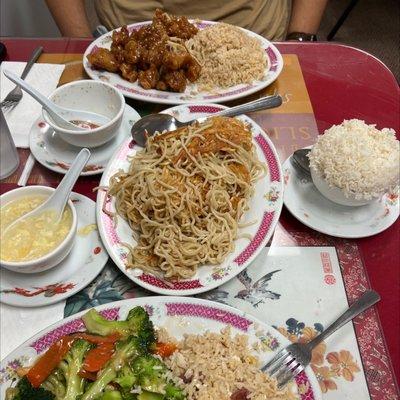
left=287, top=0, right=328, bottom=38
left=45, top=0, right=92, bottom=37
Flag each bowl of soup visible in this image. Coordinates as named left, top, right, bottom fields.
left=42, top=80, right=125, bottom=148
left=0, top=186, right=77, bottom=273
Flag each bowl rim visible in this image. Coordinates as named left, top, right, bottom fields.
left=42, top=79, right=125, bottom=135
left=0, top=185, right=78, bottom=267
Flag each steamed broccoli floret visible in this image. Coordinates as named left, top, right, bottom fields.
left=100, top=390, right=123, bottom=400
left=131, top=355, right=185, bottom=399
left=41, top=369, right=66, bottom=399
left=114, top=365, right=137, bottom=390
left=137, top=392, right=164, bottom=400
left=40, top=339, right=91, bottom=400
left=5, top=376, right=55, bottom=400
left=164, top=383, right=186, bottom=400
left=81, top=336, right=143, bottom=400
left=82, top=307, right=155, bottom=348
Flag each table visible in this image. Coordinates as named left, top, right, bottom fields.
left=1, top=38, right=399, bottom=389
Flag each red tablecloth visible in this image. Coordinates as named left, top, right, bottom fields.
left=1, top=38, right=399, bottom=382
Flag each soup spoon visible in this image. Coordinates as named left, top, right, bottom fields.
left=131, top=94, right=283, bottom=147
left=3, top=70, right=110, bottom=131
left=2, top=148, right=90, bottom=237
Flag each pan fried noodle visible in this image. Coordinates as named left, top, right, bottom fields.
left=108, top=116, right=265, bottom=279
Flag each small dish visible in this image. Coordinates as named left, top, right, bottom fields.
left=310, top=167, right=374, bottom=207
left=30, top=104, right=140, bottom=176
left=0, top=186, right=77, bottom=273
left=283, top=150, right=400, bottom=239
left=42, top=80, right=125, bottom=148
left=0, top=193, right=108, bottom=307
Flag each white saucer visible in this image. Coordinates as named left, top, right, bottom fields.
left=0, top=193, right=108, bottom=307
left=282, top=152, right=400, bottom=238
left=29, top=105, right=140, bottom=176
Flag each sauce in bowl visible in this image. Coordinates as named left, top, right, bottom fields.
left=0, top=196, right=73, bottom=262
left=70, top=120, right=101, bottom=130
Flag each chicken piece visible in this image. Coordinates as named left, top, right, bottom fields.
left=112, top=25, right=130, bottom=46
left=163, top=70, right=187, bottom=92
left=156, top=80, right=168, bottom=91
left=110, top=42, right=125, bottom=63
left=174, top=117, right=253, bottom=161
left=184, top=57, right=201, bottom=82
left=163, top=51, right=191, bottom=70
left=120, top=63, right=138, bottom=82
left=123, top=39, right=140, bottom=64
left=138, top=65, right=159, bottom=89
left=87, top=48, right=120, bottom=72
left=153, top=9, right=198, bottom=40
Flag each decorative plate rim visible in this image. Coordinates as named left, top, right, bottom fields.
left=0, top=296, right=321, bottom=400
left=282, top=147, right=400, bottom=239
left=96, top=104, right=283, bottom=295
left=0, top=193, right=108, bottom=307
left=83, top=20, right=284, bottom=105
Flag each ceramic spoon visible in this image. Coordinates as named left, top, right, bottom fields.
left=2, top=148, right=91, bottom=237
left=3, top=70, right=109, bottom=131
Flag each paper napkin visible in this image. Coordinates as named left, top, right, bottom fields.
left=0, top=62, right=65, bottom=148
left=0, top=301, right=65, bottom=359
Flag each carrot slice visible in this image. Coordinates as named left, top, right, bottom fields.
left=154, top=342, right=178, bottom=358
left=26, top=332, right=120, bottom=387
left=27, top=336, right=75, bottom=387
left=83, top=342, right=115, bottom=372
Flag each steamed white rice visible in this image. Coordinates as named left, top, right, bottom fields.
left=308, top=119, right=399, bottom=199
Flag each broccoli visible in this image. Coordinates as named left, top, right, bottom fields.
left=40, top=339, right=91, bottom=400
left=137, top=392, right=164, bottom=400
left=131, top=355, right=185, bottom=400
left=99, top=390, right=123, bottom=400
left=114, top=365, right=137, bottom=390
left=80, top=336, right=143, bottom=400
left=41, top=369, right=66, bottom=399
left=82, top=307, right=156, bottom=347
left=5, top=376, right=55, bottom=400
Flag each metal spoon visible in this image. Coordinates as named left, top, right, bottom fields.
left=2, top=148, right=90, bottom=237
left=292, top=148, right=311, bottom=175
left=131, top=94, right=283, bottom=147
left=3, top=70, right=110, bottom=131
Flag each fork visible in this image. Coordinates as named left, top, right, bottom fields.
left=1, top=46, right=43, bottom=109
left=262, top=290, right=380, bottom=388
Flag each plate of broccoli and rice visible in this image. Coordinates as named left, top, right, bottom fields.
left=2, top=297, right=321, bottom=400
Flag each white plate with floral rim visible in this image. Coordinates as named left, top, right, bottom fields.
left=0, top=296, right=322, bottom=399
left=96, top=103, right=283, bottom=295
left=282, top=149, right=400, bottom=238
left=29, top=105, right=140, bottom=176
left=0, top=193, right=108, bottom=307
left=83, top=20, right=283, bottom=105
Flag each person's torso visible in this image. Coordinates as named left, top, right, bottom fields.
left=95, top=0, right=291, bottom=40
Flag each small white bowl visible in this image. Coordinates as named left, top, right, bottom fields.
left=0, top=186, right=77, bottom=273
left=310, top=167, right=375, bottom=207
left=43, top=80, right=125, bottom=148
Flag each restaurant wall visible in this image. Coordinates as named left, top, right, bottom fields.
left=0, top=0, right=61, bottom=37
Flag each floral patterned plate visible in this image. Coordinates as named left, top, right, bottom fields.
left=96, top=104, right=283, bottom=295
left=0, top=297, right=321, bottom=399
left=0, top=193, right=108, bottom=307
left=29, top=104, right=140, bottom=176
left=283, top=149, right=400, bottom=238
left=83, top=20, right=283, bottom=105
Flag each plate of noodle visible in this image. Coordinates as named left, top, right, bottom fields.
left=1, top=297, right=321, bottom=400
left=83, top=10, right=283, bottom=105
left=96, top=104, right=283, bottom=295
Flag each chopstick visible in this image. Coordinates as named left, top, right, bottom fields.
left=17, top=153, right=35, bottom=186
